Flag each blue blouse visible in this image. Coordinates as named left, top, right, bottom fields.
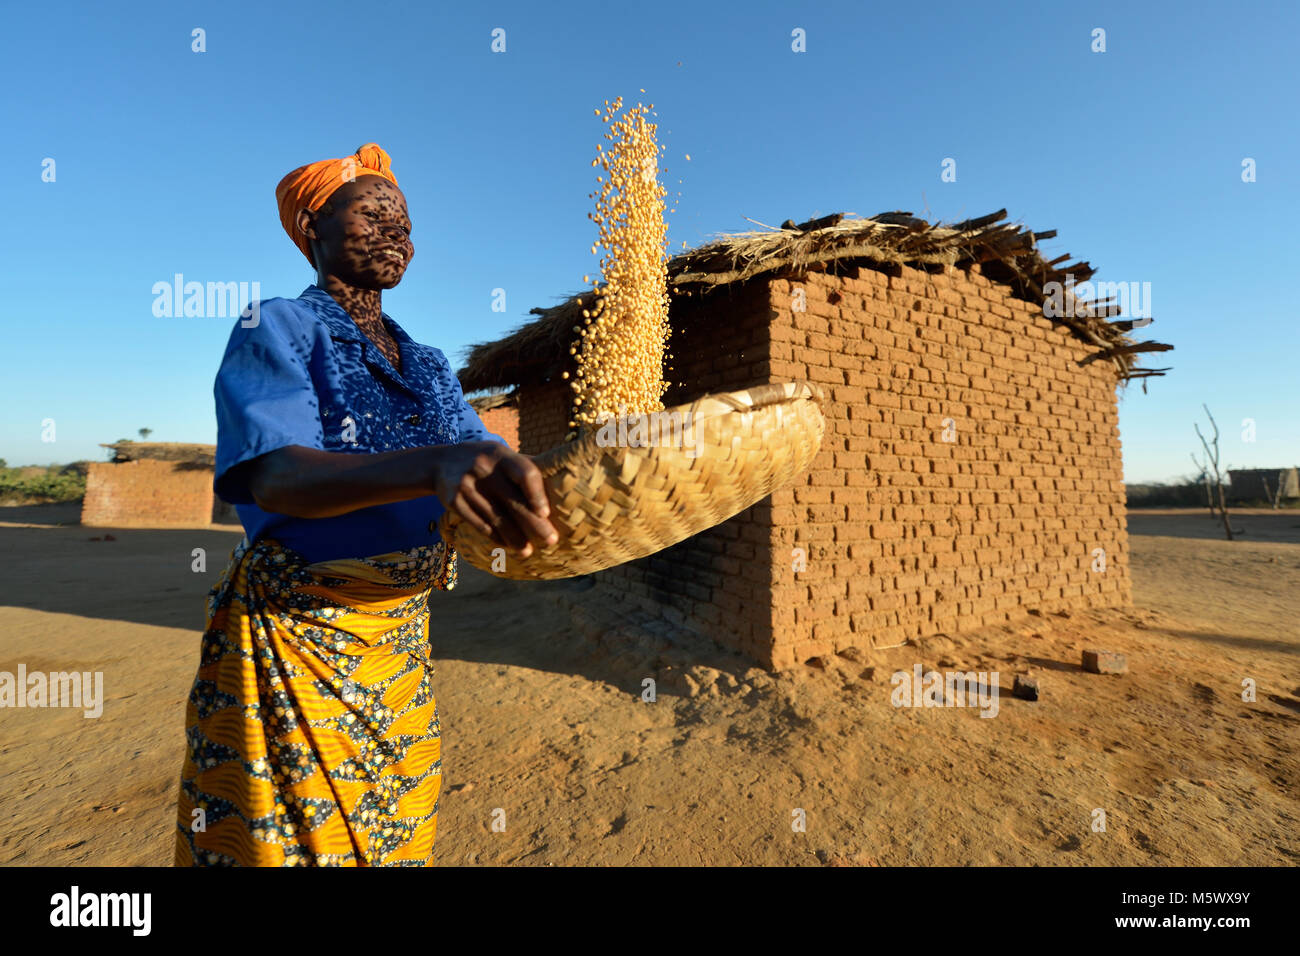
left=213, top=284, right=508, bottom=564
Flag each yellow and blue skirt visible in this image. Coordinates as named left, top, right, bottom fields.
left=175, top=535, right=457, bottom=866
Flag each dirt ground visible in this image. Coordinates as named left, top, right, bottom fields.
left=0, top=503, right=1295, bottom=866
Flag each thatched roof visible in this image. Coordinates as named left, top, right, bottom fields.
left=101, top=442, right=215, bottom=466
left=467, top=389, right=518, bottom=413
left=457, top=209, right=1172, bottom=392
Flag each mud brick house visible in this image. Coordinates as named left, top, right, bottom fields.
left=468, top=391, right=520, bottom=450
left=456, top=211, right=1173, bottom=670
left=82, top=442, right=237, bottom=527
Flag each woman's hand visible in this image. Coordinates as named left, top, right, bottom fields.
left=432, top=442, right=558, bottom=558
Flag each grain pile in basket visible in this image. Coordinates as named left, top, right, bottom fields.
left=438, top=94, right=826, bottom=580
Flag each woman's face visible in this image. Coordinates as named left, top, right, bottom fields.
left=299, top=176, right=413, bottom=288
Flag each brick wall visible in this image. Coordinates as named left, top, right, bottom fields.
left=82, top=460, right=218, bottom=528
left=765, top=262, right=1129, bottom=668
left=516, top=382, right=572, bottom=455
left=477, top=405, right=520, bottom=451
left=515, top=263, right=1131, bottom=670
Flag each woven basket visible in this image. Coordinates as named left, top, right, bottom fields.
left=438, top=380, right=827, bottom=580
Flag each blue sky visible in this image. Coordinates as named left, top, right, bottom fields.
left=3, top=0, right=1296, bottom=482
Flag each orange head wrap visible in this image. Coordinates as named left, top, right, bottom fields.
left=275, top=143, right=400, bottom=266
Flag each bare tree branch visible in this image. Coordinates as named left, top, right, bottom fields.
left=1194, top=405, right=1239, bottom=540
left=1190, top=451, right=1214, bottom=516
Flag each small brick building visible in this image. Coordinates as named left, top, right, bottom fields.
left=81, top=396, right=524, bottom=530
left=457, top=211, right=1171, bottom=669
left=468, top=391, right=520, bottom=450
left=82, top=443, right=237, bottom=528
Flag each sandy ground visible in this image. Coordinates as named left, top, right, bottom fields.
left=0, top=503, right=1296, bottom=866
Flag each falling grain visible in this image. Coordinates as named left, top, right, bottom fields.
left=571, top=95, right=672, bottom=429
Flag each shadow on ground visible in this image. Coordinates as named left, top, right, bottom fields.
left=430, top=568, right=757, bottom=694
left=0, top=519, right=245, bottom=631
left=0, top=514, right=747, bottom=693
left=1128, top=508, right=1300, bottom=542
left=0, top=502, right=83, bottom=526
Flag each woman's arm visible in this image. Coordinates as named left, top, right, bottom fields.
left=244, top=444, right=441, bottom=517
left=244, top=442, right=557, bottom=556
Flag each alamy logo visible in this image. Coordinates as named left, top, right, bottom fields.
left=152, top=274, right=260, bottom=326
left=0, top=665, right=103, bottom=718
left=1042, top=273, right=1151, bottom=324
left=593, top=407, right=700, bottom=459
left=890, top=663, right=1000, bottom=718
left=49, top=886, right=151, bottom=936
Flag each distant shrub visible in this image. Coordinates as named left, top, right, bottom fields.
left=0, top=465, right=87, bottom=504
left=1128, top=479, right=1300, bottom=509
left=1125, top=481, right=1209, bottom=508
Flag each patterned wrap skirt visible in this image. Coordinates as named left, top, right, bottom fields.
left=175, top=535, right=458, bottom=866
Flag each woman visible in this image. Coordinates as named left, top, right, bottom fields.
left=175, top=143, right=557, bottom=866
